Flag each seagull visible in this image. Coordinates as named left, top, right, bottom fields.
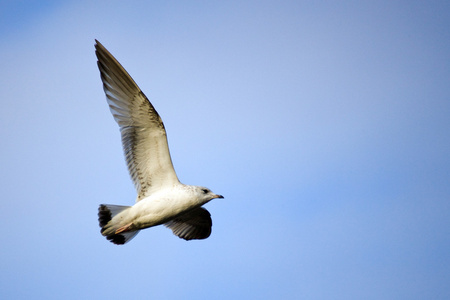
left=94, top=40, right=223, bottom=245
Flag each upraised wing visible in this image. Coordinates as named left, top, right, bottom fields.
left=95, top=40, right=179, bottom=200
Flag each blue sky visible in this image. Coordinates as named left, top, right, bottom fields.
left=1, top=1, right=449, bottom=299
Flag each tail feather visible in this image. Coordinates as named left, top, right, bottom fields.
left=98, top=204, right=139, bottom=245
left=105, top=230, right=139, bottom=245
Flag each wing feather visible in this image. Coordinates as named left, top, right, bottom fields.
left=95, top=40, right=179, bottom=200
left=165, top=207, right=212, bottom=240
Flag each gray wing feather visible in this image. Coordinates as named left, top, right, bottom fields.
left=95, top=40, right=179, bottom=200
left=165, top=207, right=212, bottom=240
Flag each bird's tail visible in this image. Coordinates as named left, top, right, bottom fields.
left=98, top=204, right=139, bottom=245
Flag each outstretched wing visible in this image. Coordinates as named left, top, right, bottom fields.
left=165, top=207, right=212, bottom=240
left=95, top=40, right=179, bottom=200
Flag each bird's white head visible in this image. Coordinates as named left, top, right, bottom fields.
left=194, top=186, right=224, bottom=203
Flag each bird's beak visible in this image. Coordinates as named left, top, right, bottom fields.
left=214, top=194, right=224, bottom=199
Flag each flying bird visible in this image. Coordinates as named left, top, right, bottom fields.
left=94, top=40, right=223, bottom=245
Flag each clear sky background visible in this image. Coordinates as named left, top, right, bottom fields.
left=1, top=1, right=449, bottom=299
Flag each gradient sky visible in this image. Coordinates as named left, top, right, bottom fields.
left=1, top=1, right=449, bottom=299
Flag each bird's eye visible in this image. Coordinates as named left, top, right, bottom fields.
left=202, top=189, right=208, bottom=194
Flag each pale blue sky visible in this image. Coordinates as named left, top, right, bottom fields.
left=1, top=1, right=449, bottom=299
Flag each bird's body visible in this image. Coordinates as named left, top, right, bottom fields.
left=94, top=40, right=223, bottom=245
left=100, top=184, right=215, bottom=236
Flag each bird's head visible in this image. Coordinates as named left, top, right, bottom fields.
left=195, top=186, right=224, bottom=203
